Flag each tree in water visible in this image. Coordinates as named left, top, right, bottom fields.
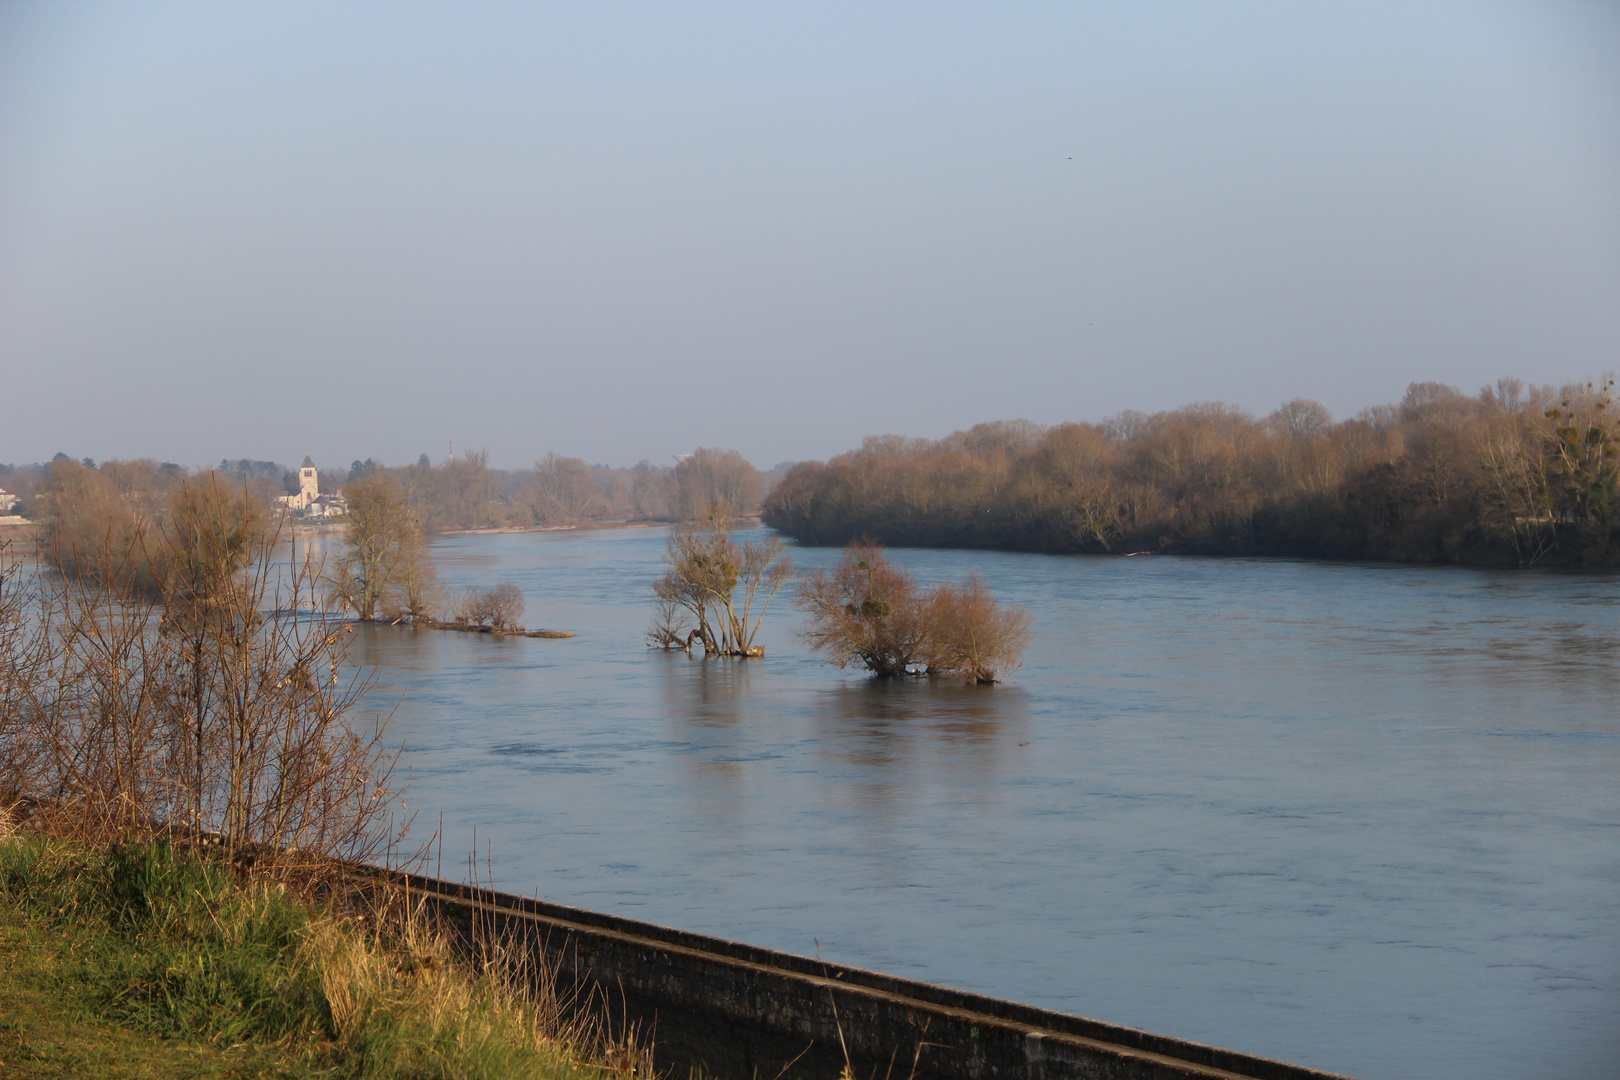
left=379, top=525, right=445, bottom=624
left=923, top=573, right=1032, bottom=684
left=649, top=505, right=793, bottom=656
left=334, top=476, right=424, bottom=620
left=797, top=541, right=1030, bottom=683
left=794, top=541, right=935, bottom=677
left=450, top=582, right=527, bottom=630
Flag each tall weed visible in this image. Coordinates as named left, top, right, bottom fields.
left=0, top=835, right=635, bottom=1080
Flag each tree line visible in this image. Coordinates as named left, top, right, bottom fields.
left=762, top=377, right=1620, bottom=567
left=15, top=447, right=781, bottom=548
left=18, top=461, right=527, bottom=632
left=347, top=447, right=778, bottom=532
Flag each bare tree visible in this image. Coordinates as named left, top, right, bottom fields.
left=0, top=492, right=398, bottom=865
left=524, top=454, right=607, bottom=524
left=1537, top=377, right=1620, bottom=558
left=924, top=574, right=1031, bottom=683
left=37, top=457, right=187, bottom=594
left=795, top=541, right=935, bottom=677
left=1267, top=399, right=1333, bottom=439
left=646, top=592, right=692, bottom=648
left=450, top=586, right=482, bottom=627
left=649, top=506, right=792, bottom=656
left=1478, top=422, right=1555, bottom=566
left=449, top=583, right=527, bottom=630
left=797, top=542, right=1030, bottom=682
left=380, top=527, right=445, bottom=624
left=334, top=476, right=416, bottom=620
left=485, top=582, right=526, bottom=630
left=673, top=450, right=762, bottom=520
left=761, top=374, right=1620, bottom=567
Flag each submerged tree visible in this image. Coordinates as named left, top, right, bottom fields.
left=450, top=582, right=527, bottom=631
left=649, top=505, right=793, bottom=656
left=794, top=541, right=935, bottom=677
left=379, top=526, right=445, bottom=624
left=797, top=541, right=1029, bottom=683
left=923, top=573, right=1031, bottom=683
left=334, top=476, right=426, bottom=620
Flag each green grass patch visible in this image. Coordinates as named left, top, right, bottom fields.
left=0, top=833, right=634, bottom=1080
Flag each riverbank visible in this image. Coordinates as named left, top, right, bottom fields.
left=409, top=866, right=1353, bottom=1080
left=441, top=516, right=758, bottom=537
left=0, top=829, right=635, bottom=1080
left=0, top=823, right=1351, bottom=1080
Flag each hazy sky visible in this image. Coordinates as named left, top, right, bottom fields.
left=4, top=2, right=1618, bottom=470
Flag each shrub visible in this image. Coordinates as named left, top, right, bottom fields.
left=451, top=583, right=527, bottom=630
left=797, top=542, right=1029, bottom=682
left=0, top=484, right=396, bottom=865
left=649, top=506, right=793, bottom=656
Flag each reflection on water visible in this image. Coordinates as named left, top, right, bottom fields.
left=348, top=526, right=1619, bottom=1080
left=806, top=680, right=1026, bottom=813
left=654, top=654, right=1027, bottom=808
left=657, top=650, right=757, bottom=730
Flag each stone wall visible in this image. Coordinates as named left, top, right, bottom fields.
left=391, top=870, right=1356, bottom=1080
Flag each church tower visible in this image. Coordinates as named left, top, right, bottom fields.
left=299, top=456, right=318, bottom=507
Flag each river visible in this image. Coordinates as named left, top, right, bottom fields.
left=335, top=524, right=1618, bottom=1080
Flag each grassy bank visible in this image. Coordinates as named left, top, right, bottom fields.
left=0, top=829, right=638, bottom=1080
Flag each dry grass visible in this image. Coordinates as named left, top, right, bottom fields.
left=0, top=817, right=647, bottom=1080
left=0, top=488, right=649, bottom=1079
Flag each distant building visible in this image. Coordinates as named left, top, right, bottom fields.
left=0, top=488, right=17, bottom=515
left=274, top=457, right=348, bottom=520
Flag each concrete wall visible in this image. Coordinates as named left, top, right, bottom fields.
left=391, top=870, right=1356, bottom=1080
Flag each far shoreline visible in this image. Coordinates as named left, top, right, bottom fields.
left=440, top=519, right=668, bottom=536
left=438, top=515, right=761, bottom=538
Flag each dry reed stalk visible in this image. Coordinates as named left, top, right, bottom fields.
left=0, top=478, right=402, bottom=873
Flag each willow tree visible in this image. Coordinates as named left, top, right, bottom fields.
left=797, top=541, right=1030, bottom=683
left=793, top=540, right=935, bottom=677
left=649, top=506, right=793, bottom=656
left=334, top=476, right=417, bottom=620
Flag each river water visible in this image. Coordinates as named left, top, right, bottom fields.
left=337, top=525, right=1618, bottom=1080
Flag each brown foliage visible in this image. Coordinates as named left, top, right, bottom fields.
left=357, top=447, right=767, bottom=533
left=763, top=376, right=1620, bottom=567
left=924, top=574, right=1032, bottom=683
left=671, top=449, right=762, bottom=522
left=0, top=486, right=397, bottom=865
left=797, top=542, right=1030, bottom=682
left=37, top=462, right=280, bottom=605
left=333, top=476, right=419, bottom=621
left=795, top=541, right=935, bottom=677
left=452, top=582, right=527, bottom=630
left=649, top=506, right=792, bottom=656
left=520, top=454, right=608, bottom=525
